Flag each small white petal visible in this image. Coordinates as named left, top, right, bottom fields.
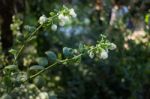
left=58, top=14, right=70, bottom=26
left=64, top=16, right=70, bottom=23
left=100, top=50, right=108, bottom=59
left=38, top=15, right=47, bottom=25
left=89, top=52, right=94, bottom=59
left=109, top=43, right=117, bottom=50
left=69, top=8, right=77, bottom=18
left=58, top=14, right=65, bottom=20
left=59, top=21, right=65, bottom=26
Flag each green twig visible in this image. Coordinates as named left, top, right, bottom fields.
left=13, top=25, right=43, bottom=64
left=29, top=54, right=82, bottom=80
left=13, top=13, right=59, bottom=64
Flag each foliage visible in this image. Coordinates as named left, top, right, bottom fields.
left=0, top=0, right=150, bottom=99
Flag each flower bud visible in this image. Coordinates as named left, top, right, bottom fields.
left=100, top=50, right=108, bottom=59
left=69, top=8, right=77, bottom=18
left=109, top=43, right=117, bottom=50
left=89, top=52, right=94, bottom=59
left=38, top=15, right=47, bottom=25
left=58, top=14, right=65, bottom=20
left=58, top=14, right=70, bottom=26
left=51, top=24, right=57, bottom=31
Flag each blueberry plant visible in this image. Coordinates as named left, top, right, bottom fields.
left=0, top=0, right=149, bottom=98
left=3, top=6, right=116, bottom=83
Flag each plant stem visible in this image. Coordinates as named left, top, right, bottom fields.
left=29, top=54, right=82, bottom=79
left=26, top=24, right=43, bottom=42
left=13, top=25, right=43, bottom=64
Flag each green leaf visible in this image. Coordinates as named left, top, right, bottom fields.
left=50, top=12, right=55, bottom=16
left=79, top=43, right=84, bottom=53
left=45, top=51, right=57, bottom=61
left=5, top=65, right=17, bottom=70
left=36, top=57, right=48, bottom=66
left=62, top=5, right=68, bottom=10
left=29, top=65, right=44, bottom=71
left=33, top=76, right=46, bottom=88
left=63, top=47, right=72, bottom=57
left=68, top=55, right=81, bottom=64
left=9, top=49, right=17, bottom=55
left=145, top=14, right=150, bottom=24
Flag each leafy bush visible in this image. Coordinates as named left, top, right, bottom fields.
left=0, top=0, right=150, bottom=99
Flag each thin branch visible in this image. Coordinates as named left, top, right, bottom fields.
left=13, top=24, right=43, bottom=64
left=29, top=54, right=82, bottom=80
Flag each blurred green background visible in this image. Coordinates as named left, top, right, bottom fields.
left=0, top=0, right=150, bottom=99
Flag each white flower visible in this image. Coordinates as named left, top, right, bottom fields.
left=63, top=16, right=70, bottom=23
left=38, top=15, right=47, bottom=25
left=109, top=43, right=117, bottom=50
left=69, top=8, right=77, bottom=18
left=58, top=14, right=70, bottom=26
left=58, top=14, right=65, bottom=20
left=58, top=14, right=69, bottom=21
left=100, top=50, right=108, bottom=59
left=89, top=52, right=94, bottom=59
left=59, top=21, right=65, bottom=26
left=51, top=24, right=57, bottom=31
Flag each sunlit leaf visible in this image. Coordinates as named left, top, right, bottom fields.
left=4, top=65, right=17, bottom=70
left=50, top=12, right=55, bottom=16
left=63, top=47, right=72, bottom=57
left=36, top=57, right=48, bottom=66
left=29, top=65, right=44, bottom=70
left=45, top=51, right=57, bottom=61
left=9, top=49, right=17, bottom=55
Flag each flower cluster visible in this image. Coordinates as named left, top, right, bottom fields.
left=38, top=6, right=77, bottom=31
left=6, top=6, right=116, bottom=83
left=58, top=8, right=77, bottom=27
left=87, top=36, right=117, bottom=60
left=10, top=15, right=23, bottom=36
left=38, top=15, right=47, bottom=25
left=55, top=35, right=116, bottom=61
